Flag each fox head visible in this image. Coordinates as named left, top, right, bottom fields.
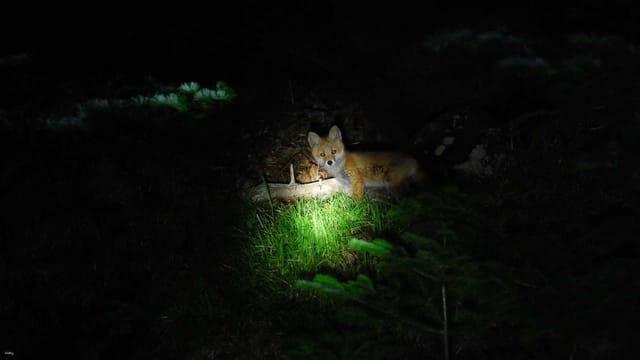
left=307, top=125, right=345, bottom=174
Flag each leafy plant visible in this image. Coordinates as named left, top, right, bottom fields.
left=150, top=92, right=189, bottom=112
left=178, top=81, right=201, bottom=94
left=193, top=81, right=237, bottom=104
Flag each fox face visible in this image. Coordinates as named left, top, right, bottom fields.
left=307, top=125, right=346, bottom=178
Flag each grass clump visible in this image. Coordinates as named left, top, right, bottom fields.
left=246, top=194, right=387, bottom=282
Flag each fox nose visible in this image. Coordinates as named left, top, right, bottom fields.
left=327, top=160, right=333, bottom=166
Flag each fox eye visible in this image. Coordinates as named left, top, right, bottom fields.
left=320, top=152, right=325, bottom=157
left=331, top=149, right=336, bottom=154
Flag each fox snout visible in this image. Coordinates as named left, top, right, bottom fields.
left=319, top=156, right=340, bottom=169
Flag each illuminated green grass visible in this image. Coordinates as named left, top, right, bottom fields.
left=247, top=194, right=387, bottom=281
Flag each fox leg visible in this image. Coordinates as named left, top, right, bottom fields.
left=350, top=174, right=365, bottom=201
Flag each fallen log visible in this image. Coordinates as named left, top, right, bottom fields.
left=250, top=164, right=348, bottom=202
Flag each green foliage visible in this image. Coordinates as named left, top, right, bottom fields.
left=150, top=92, right=189, bottom=112
left=287, top=188, right=517, bottom=358
left=178, top=81, right=201, bottom=94
left=296, top=273, right=374, bottom=299
left=286, top=178, right=638, bottom=358
left=143, top=81, right=237, bottom=112
left=423, top=28, right=529, bottom=55
left=348, top=238, right=393, bottom=257
left=25, top=81, right=238, bottom=130
left=245, top=194, right=387, bottom=283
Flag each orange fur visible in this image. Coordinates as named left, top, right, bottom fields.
left=308, top=125, right=422, bottom=201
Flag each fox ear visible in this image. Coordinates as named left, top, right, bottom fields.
left=308, top=131, right=321, bottom=147
left=329, top=125, right=342, bottom=141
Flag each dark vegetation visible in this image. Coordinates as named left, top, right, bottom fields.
left=1, top=4, right=639, bottom=359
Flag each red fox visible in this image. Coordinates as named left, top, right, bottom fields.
left=308, top=125, right=423, bottom=201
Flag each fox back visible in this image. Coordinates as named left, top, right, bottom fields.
left=308, top=125, right=422, bottom=200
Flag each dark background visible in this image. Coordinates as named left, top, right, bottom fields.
left=1, top=3, right=639, bottom=359
left=4, top=3, right=640, bottom=88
